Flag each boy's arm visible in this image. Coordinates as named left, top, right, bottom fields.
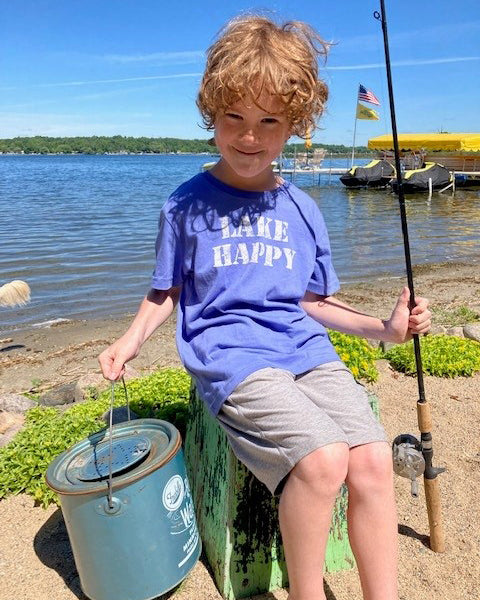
left=301, top=287, right=431, bottom=343
left=99, top=286, right=181, bottom=380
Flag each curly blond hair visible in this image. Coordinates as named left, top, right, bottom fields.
left=197, top=15, right=329, bottom=138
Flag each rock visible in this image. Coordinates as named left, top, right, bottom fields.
left=0, top=411, right=24, bottom=434
left=0, top=393, right=36, bottom=413
left=39, top=382, right=77, bottom=407
left=463, top=323, right=480, bottom=342
left=430, top=324, right=447, bottom=335
left=102, top=405, right=140, bottom=425
left=446, top=326, right=464, bottom=338
left=0, top=411, right=25, bottom=447
left=74, top=373, right=110, bottom=403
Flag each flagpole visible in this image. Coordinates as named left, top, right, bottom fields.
left=351, top=117, right=358, bottom=167
left=351, top=84, right=359, bottom=167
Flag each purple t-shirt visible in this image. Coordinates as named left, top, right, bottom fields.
left=152, top=171, right=340, bottom=415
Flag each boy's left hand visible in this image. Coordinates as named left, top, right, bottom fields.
left=384, top=286, right=431, bottom=343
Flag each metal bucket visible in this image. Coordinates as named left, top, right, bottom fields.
left=46, top=418, right=201, bottom=600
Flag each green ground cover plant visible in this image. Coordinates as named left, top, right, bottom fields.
left=385, top=334, right=480, bottom=377
left=328, top=330, right=381, bottom=382
left=0, top=368, right=190, bottom=507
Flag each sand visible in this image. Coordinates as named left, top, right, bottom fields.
left=0, top=261, right=479, bottom=599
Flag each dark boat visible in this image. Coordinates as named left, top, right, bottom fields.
left=454, top=173, right=480, bottom=188
left=391, top=162, right=452, bottom=193
left=340, top=159, right=395, bottom=188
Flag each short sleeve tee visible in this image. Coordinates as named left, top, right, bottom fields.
left=152, top=171, right=340, bottom=415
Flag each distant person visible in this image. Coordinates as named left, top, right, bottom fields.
left=99, top=15, right=431, bottom=600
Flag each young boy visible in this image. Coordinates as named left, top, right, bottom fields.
left=99, top=15, right=431, bottom=600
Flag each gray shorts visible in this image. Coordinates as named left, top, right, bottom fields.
left=217, top=362, right=387, bottom=495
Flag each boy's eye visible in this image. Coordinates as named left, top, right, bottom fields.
left=262, top=117, right=279, bottom=124
left=225, top=112, right=242, bottom=119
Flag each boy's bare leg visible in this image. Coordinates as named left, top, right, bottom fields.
left=346, top=442, right=398, bottom=600
left=279, top=442, right=349, bottom=600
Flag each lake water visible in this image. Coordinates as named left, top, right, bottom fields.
left=1, top=154, right=479, bottom=331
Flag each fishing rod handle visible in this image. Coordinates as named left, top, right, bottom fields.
left=416, top=400, right=432, bottom=432
left=417, top=401, right=445, bottom=551
left=424, top=477, right=446, bottom=552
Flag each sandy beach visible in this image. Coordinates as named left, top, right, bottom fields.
left=1, top=261, right=479, bottom=599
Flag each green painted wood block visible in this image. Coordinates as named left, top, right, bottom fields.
left=184, top=385, right=379, bottom=599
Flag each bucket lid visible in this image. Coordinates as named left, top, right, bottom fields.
left=46, top=419, right=181, bottom=496
left=71, top=435, right=152, bottom=482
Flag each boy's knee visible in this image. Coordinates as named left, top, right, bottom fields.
left=346, top=442, right=394, bottom=493
left=290, top=443, right=349, bottom=495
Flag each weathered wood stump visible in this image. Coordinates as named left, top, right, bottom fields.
left=184, top=385, right=380, bottom=599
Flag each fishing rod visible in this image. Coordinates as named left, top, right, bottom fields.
left=374, top=1, right=446, bottom=553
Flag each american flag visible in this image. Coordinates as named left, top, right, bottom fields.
left=358, top=84, right=380, bottom=105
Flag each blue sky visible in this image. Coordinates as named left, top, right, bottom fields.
left=1, top=0, right=479, bottom=146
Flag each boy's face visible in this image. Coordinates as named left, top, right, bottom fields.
left=211, top=91, right=291, bottom=191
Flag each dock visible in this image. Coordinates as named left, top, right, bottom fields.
left=274, top=166, right=348, bottom=184
left=277, top=167, right=348, bottom=175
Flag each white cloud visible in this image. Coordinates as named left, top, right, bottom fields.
left=327, top=56, right=480, bottom=71
left=0, top=72, right=203, bottom=91
left=0, top=111, right=155, bottom=137
left=336, top=20, right=480, bottom=52
left=40, top=72, right=203, bottom=88
left=102, top=51, right=204, bottom=64
left=0, top=85, right=159, bottom=110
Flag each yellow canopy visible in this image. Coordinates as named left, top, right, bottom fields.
left=368, top=133, right=480, bottom=153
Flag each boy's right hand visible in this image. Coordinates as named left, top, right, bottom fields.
left=98, top=335, right=142, bottom=381
left=98, top=287, right=180, bottom=380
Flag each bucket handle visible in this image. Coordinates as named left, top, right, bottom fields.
left=107, top=378, right=131, bottom=509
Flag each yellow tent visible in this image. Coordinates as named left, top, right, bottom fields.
left=368, top=133, right=480, bottom=153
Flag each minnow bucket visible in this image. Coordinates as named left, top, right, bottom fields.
left=46, top=418, right=201, bottom=600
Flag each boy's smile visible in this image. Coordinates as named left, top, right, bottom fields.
left=210, top=92, right=291, bottom=191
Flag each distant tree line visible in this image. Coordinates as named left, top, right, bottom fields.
left=0, top=135, right=373, bottom=156
left=284, top=142, right=372, bottom=156
left=0, top=136, right=215, bottom=155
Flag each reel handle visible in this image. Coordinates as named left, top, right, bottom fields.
left=410, top=478, right=419, bottom=498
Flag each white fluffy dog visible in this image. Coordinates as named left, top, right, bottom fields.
left=0, top=280, right=31, bottom=307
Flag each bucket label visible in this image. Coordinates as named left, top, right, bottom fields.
left=178, top=523, right=199, bottom=568
left=162, top=475, right=200, bottom=567
left=162, top=475, right=185, bottom=511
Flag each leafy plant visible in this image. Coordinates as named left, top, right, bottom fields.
left=328, top=330, right=381, bottom=382
left=432, top=305, right=480, bottom=327
left=0, top=403, right=108, bottom=507
left=385, top=335, right=480, bottom=377
left=0, top=368, right=191, bottom=508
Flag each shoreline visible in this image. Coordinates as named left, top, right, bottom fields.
left=2, top=259, right=476, bottom=335
left=0, top=260, right=478, bottom=395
